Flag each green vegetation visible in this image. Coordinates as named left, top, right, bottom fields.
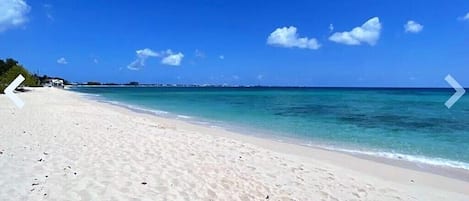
left=0, top=58, right=40, bottom=93
left=0, top=58, right=19, bottom=76
left=35, top=75, right=70, bottom=85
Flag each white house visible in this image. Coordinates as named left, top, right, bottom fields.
left=44, top=79, right=64, bottom=88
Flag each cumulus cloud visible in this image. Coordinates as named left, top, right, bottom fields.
left=127, top=48, right=160, bottom=70
left=329, top=24, right=334, bottom=32
left=329, top=17, right=382, bottom=46
left=404, top=20, right=423, bottom=33
left=0, top=0, right=31, bottom=32
left=57, top=57, right=68, bottom=65
left=127, top=48, right=184, bottom=70
left=267, top=26, right=321, bottom=50
left=161, top=50, right=184, bottom=66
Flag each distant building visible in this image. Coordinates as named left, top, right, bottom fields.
left=43, top=79, right=64, bottom=88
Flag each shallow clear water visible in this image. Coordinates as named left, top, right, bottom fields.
left=71, top=87, right=469, bottom=169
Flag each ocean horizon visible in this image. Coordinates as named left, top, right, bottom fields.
left=71, top=86, right=469, bottom=171
left=71, top=84, right=458, bottom=89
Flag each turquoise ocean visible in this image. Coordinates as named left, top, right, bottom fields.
left=71, top=87, right=469, bottom=170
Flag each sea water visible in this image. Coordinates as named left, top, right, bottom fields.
left=71, top=87, right=469, bottom=170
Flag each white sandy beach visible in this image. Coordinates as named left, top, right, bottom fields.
left=0, top=88, right=468, bottom=201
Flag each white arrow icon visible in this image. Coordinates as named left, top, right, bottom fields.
left=4, top=74, right=25, bottom=109
left=445, top=74, right=465, bottom=109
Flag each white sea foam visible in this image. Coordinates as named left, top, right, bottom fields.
left=306, top=144, right=469, bottom=171
left=114, top=102, right=169, bottom=115
left=90, top=98, right=170, bottom=116
left=193, top=121, right=210, bottom=125
left=77, top=93, right=101, bottom=98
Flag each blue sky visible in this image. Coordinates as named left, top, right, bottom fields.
left=1, top=0, right=469, bottom=87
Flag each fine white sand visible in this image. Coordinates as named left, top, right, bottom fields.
left=0, top=88, right=468, bottom=201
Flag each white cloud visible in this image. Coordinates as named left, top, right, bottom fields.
left=404, top=20, right=423, bottom=33
left=138, top=48, right=159, bottom=57
left=194, top=49, right=205, bottom=58
left=329, top=17, right=382, bottom=46
left=43, top=4, right=54, bottom=21
left=57, top=57, right=68, bottom=65
left=0, top=0, right=30, bottom=32
left=219, top=55, right=224, bottom=60
left=127, top=48, right=184, bottom=70
left=267, top=26, right=321, bottom=50
left=460, top=12, right=469, bottom=21
left=127, top=48, right=159, bottom=70
left=161, top=50, right=184, bottom=66
left=329, top=24, right=334, bottom=32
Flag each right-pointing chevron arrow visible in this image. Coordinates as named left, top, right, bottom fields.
left=445, top=74, right=465, bottom=109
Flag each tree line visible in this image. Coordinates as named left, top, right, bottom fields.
left=0, top=58, right=68, bottom=93
left=0, top=58, right=39, bottom=93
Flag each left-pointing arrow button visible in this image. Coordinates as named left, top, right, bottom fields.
left=4, top=74, right=25, bottom=109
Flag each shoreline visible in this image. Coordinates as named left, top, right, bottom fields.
left=75, top=89, right=469, bottom=182
left=1, top=87, right=468, bottom=200
left=71, top=89, right=469, bottom=190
